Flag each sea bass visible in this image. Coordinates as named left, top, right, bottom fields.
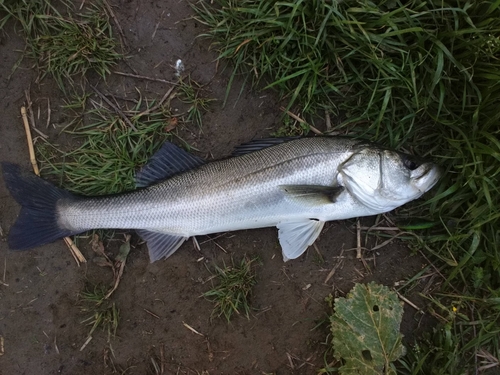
left=2, top=137, right=441, bottom=262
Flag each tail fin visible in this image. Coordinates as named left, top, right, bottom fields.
left=2, top=163, right=80, bottom=250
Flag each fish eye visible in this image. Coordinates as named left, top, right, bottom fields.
left=402, top=156, right=420, bottom=170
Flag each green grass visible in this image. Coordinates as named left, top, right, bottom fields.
left=36, top=80, right=213, bottom=195
left=177, top=76, right=215, bottom=127
left=1, top=0, right=121, bottom=90
left=203, top=257, right=258, bottom=321
left=193, top=0, right=500, bottom=373
left=37, top=92, right=178, bottom=195
left=80, top=284, right=120, bottom=341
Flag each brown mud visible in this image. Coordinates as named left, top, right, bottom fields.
left=0, top=1, right=433, bottom=374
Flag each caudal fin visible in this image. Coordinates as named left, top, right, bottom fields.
left=2, top=163, right=80, bottom=250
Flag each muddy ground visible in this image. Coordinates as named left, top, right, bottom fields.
left=0, top=1, right=433, bottom=374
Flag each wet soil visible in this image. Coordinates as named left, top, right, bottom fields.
left=0, top=1, right=433, bottom=374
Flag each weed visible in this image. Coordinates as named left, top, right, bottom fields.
left=37, top=91, right=176, bottom=195
left=177, top=76, right=215, bottom=127
left=272, top=114, right=309, bottom=137
left=80, top=284, right=119, bottom=340
left=1, top=0, right=121, bottom=90
left=203, top=257, right=258, bottom=321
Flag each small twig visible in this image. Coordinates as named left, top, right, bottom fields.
left=21, top=107, right=40, bottom=176
left=91, top=85, right=138, bottom=131
left=160, top=343, right=165, bottom=374
left=46, top=98, right=51, bottom=129
left=24, top=90, right=36, bottom=129
left=324, top=248, right=345, bottom=284
left=104, top=234, right=131, bottom=300
left=325, top=110, right=332, bottom=130
left=192, top=236, right=201, bottom=252
left=199, top=233, right=232, bottom=245
left=114, top=71, right=178, bottom=85
left=137, top=85, right=177, bottom=118
left=152, top=21, right=160, bottom=41
left=356, top=219, right=362, bottom=259
left=286, top=352, right=295, bottom=369
left=63, top=237, right=86, bottom=265
left=360, top=226, right=400, bottom=231
left=212, top=240, right=228, bottom=254
left=182, top=322, right=204, bottom=337
left=1, top=258, right=8, bottom=287
left=143, top=308, right=160, bottom=319
left=80, top=336, right=92, bottom=351
left=279, top=107, right=323, bottom=135
left=54, top=335, right=60, bottom=355
left=312, top=243, right=323, bottom=262
left=395, top=290, right=424, bottom=314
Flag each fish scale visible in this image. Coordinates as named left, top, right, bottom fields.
left=58, top=138, right=358, bottom=233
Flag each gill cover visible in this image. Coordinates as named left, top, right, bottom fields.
left=339, top=148, right=440, bottom=212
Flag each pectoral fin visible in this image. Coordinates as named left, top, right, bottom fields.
left=277, top=219, right=325, bottom=261
left=137, top=229, right=188, bottom=262
left=281, top=185, right=344, bottom=205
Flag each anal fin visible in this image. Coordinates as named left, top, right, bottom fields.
left=137, top=229, right=188, bottom=262
left=277, top=219, right=325, bottom=261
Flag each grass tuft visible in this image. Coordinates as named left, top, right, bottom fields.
left=203, top=256, right=258, bottom=321
left=37, top=92, right=176, bottom=195
left=177, top=76, right=215, bottom=127
left=80, top=284, right=120, bottom=341
left=1, top=0, right=121, bottom=90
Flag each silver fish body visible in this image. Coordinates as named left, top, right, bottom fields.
left=2, top=137, right=442, bottom=261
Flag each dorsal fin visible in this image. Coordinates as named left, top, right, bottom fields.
left=135, top=142, right=205, bottom=187
left=232, top=137, right=299, bottom=156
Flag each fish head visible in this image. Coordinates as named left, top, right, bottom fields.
left=339, top=147, right=442, bottom=212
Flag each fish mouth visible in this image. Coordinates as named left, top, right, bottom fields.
left=413, top=163, right=442, bottom=193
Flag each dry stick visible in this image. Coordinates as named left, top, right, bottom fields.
left=356, top=219, right=362, bottom=259
left=20, top=106, right=86, bottom=265
left=0, top=258, right=7, bottom=287
left=279, top=107, right=323, bottom=135
left=137, top=85, right=177, bottom=118
left=325, top=110, right=332, bottom=131
left=90, top=86, right=138, bottom=131
left=395, top=290, right=424, bottom=314
left=46, top=98, right=51, bottom=129
left=114, top=71, right=178, bottom=85
left=64, top=237, right=86, bottom=264
left=324, top=248, right=345, bottom=284
left=80, top=336, right=92, bottom=351
left=182, top=322, right=204, bottom=336
left=21, top=107, right=40, bottom=175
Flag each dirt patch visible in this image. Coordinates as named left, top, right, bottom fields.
left=0, top=1, right=432, bottom=374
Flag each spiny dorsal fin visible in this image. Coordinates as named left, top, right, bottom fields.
left=135, top=142, right=205, bottom=187
left=232, top=137, right=299, bottom=156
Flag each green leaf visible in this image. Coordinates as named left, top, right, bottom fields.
left=116, top=236, right=131, bottom=262
left=331, top=282, right=405, bottom=375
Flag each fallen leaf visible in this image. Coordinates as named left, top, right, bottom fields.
left=331, top=282, right=405, bottom=375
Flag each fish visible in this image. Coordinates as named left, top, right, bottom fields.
left=1, top=137, right=442, bottom=262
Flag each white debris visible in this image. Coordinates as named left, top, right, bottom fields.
left=175, top=59, right=185, bottom=77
